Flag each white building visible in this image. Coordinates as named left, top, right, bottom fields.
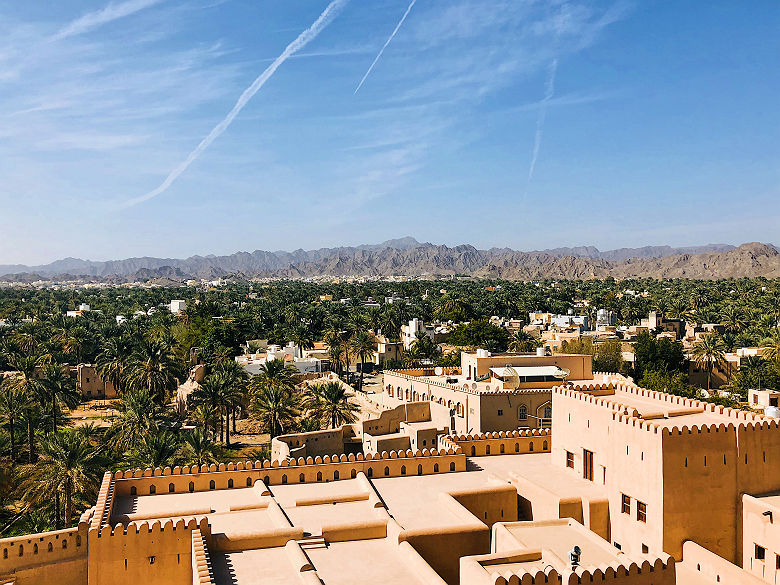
left=170, top=300, right=187, bottom=314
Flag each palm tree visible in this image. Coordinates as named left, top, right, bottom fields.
left=127, top=339, right=182, bottom=403
left=328, top=344, right=344, bottom=378
left=253, top=359, right=298, bottom=396
left=19, top=430, right=104, bottom=528
left=178, top=429, right=218, bottom=467
left=251, top=386, right=299, bottom=439
left=130, top=431, right=179, bottom=469
left=0, top=380, right=26, bottom=462
left=191, top=375, right=224, bottom=441
left=41, top=364, right=81, bottom=433
left=110, top=388, right=163, bottom=451
left=304, top=382, right=359, bottom=429
left=762, top=329, right=780, bottom=363
left=9, top=353, right=46, bottom=463
left=691, top=334, right=727, bottom=392
left=508, top=330, right=540, bottom=353
left=96, top=336, right=134, bottom=395
left=350, top=331, right=376, bottom=392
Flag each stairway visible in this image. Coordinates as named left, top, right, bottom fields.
left=298, top=535, right=328, bottom=551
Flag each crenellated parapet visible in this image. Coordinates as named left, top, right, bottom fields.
left=491, top=567, right=561, bottom=585
left=107, top=448, right=466, bottom=503
left=565, top=555, right=674, bottom=584
left=191, top=528, right=214, bottom=585
left=443, top=428, right=551, bottom=457
left=0, top=522, right=89, bottom=577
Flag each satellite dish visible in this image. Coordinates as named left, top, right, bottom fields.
left=505, top=366, right=520, bottom=390
left=435, top=367, right=443, bottom=376
left=472, top=382, right=478, bottom=390
left=554, top=368, right=571, bottom=384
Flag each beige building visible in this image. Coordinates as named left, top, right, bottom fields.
left=76, top=364, right=116, bottom=399
left=383, top=351, right=593, bottom=434
left=4, top=379, right=780, bottom=584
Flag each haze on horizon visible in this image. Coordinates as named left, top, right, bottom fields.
left=0, top=0, right=777, bottom=265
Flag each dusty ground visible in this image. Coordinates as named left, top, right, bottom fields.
left=66, top=400, right=119, bottom=428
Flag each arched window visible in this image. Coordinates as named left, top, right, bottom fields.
left=351, top=469, right=357, bottom=479
left=299, top=473, right=306, bottom=483
left=450, top=462, right=456, bottom=471
left=62, top=540, right=67, bottom=550
left=18, top=545, right=23, bottom=556
left=209, top=480, right=215, bottom=490
left=282, top=474, right=288, bottom=484
left=168, top=483, right=175, bottom=493
left=130, top=486, right=137, bottom=496
left=543, top=441, right=548, bottom=451
left=367, top=468, right=373, bottom=478
left=544, top=406, right=552, bottom=419
left=263, top=476, right=270, bottom=486
left=434, top=463, right=439, bottom=473
left=486, top=445, right=491, bottom=455
left=34, top=544, right=38, bottom=554
left=417, top=464, right=423, bottom=476
left=317, top=471, right=323, bottom=482
left=518, top=405, right=527, bottom=420
left=384, top=466, right=390, bottom=477
left=529, top=442, right=534, bottom=452
left=515, top=443, right=519, bottom=453
left=47, top=543, right=53, bottom=553
left=189, top=481, right=194, bottom=493
left=500, top=444, right=505, bottom=454
left=401, top=465, right=406, bottom=476
left=227, top=478, right=233, bottom=488
left=471, top=446, right=476, bottom=456
left=3, top=549, right=7, bottom=559
left=149, top=484, right=156, bottom=494
left=334, top=470, right=340, bottom=480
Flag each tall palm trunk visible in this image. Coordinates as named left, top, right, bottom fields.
left=225, top=408, right=230, bottom=446
left=359, top=357, right=365, bottom=392
left=8, top=417, right=15, bottom=462
left=232, top=406, right=237, bottom=433
left=55, top=493, right=61, bottom=529
left=27, top=416, right=35, bottom=463
left=65, top=481, right=73, bottom=528
left=52, top=396, right=57, bottom=433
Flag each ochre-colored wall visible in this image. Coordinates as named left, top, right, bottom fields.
left=0, top=525, right=88, bottom=585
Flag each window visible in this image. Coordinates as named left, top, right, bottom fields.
left=168, top=483, right=175, bottom=493
left=209, top=480, right=215, bottom=490
left=544, top=406, right=552, bottom=419
left=642, top=544, right=649, bottom=554
left=621, top=494, right=631, bottom=514
left=755, top=544, right=766, bottom=561
left=637, top=501, right=647, bottom=523
left=130, top=486, right=137, bottom=496
left=497, top=409, right=503, bottom=416
left=518, top=405, right=527, bottom=420
left=566, top=451, right=574, bottom=468
left=775, top=554, right=780, bottom=570
left=228, top=479, right=234, bottom=488
left=450, top=462, right=455, bottom=471
left=614, top=542, right=621, bottom=550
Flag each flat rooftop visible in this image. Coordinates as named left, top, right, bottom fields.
left=579, top=386, right=737, bottom=428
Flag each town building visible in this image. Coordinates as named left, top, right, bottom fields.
left=383, top=350, right=595, bottom=434
left=76, top=364, right=116, bottom=399
left=169, top=300, right=187, bottom=314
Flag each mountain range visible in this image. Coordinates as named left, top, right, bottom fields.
left=1, top=239, right=778, bottom=282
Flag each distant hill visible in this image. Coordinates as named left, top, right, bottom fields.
left=0, top=239, right=777, bottom=282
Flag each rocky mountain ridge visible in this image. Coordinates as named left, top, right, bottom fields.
left=0, top=240, right=777, bottom=282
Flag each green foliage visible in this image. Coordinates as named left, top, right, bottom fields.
left=633, top=332, right=686, bottom=379
left=448, top=320, right=510, bottom=351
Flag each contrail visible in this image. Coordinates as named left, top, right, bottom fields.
left=526, top=58, right=558, bottom=184
left=123, top=0, right=349, bottom=207
left=354, top=0, right=416, bottom=94
left=50, top=0, right=162, bottom=42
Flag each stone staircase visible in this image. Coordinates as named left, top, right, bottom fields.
left=298, top=535, right=328, bottom=551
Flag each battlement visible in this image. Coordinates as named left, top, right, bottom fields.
left=191, top=528, right=214, bottom=585
left=442, top=429, right=551, bottom=457
left=0, top=523, right=88, bottom=576
left=490, top=566, right=560, bottom=585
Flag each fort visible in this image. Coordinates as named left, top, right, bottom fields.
left=2, top=378, right=779, bottom=585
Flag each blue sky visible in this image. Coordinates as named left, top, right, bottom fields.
left=0, top=0, right=777, bottom=264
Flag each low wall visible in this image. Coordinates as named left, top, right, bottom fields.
left=442, top=429, right=551, bottom=457
left=108, top=449, right=465, bottom=502
left=681, top=540, right=765, bottom=585
left=0, top=524, right=88, bottom=585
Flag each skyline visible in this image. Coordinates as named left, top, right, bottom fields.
left=0, top=0, right=778, bottom=264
